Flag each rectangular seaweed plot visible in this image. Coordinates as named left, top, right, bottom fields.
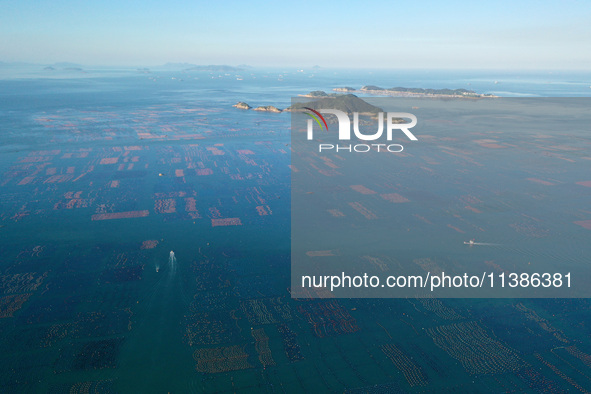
left=277, top=324, right=304, bottom=362
left=183, top=311, right=241, bottom=347
left=0, top=294, right=32, bottom=318
left=193, top=345, right=253, bottom=373
left=298, top=300, right=360, bottom=338
left=426, top=321, right=525, bottom=375
left=91, top=210, right=149, bottom=221
left=240, top=297, right=293, bottom=325
left=251, top=328, right=275, bottom=367
left=381, top=344, right=429, bottom=387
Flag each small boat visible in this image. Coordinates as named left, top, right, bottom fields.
left=464, top=239, right=475, bottom=245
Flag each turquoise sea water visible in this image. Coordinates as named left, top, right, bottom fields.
left=0, top=67, right=590, bottom=392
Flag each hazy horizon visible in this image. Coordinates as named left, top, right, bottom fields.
left=2, top=61, right=591, bottom=72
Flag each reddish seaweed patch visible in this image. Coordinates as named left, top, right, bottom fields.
left=350, top=185, right=377, bottom=195
left=99, top=157, right=119, bottom=165
left=527, top=178, right=555, bottom=186
left=154, top=199, right=176, bottom=214
left=211, top=218, right=242, bottom=227
left=380, top=193, right=410, bottom=203
left=465, top=205, right=481, bottom=213
left=140, top=240, right=159, bottom=249
left=348, top=202, right=377, bottom=219
left=447, top=224, right=465, bottom=233
left=17, top=176, right=36, bottom=186
left=255, top=205, right=271, bottom=216
left=574, top=220, right=591, bottom=230
left=327, top=209, right=345, bottom=217
left=91, top=210, right=149, bottom=221
left=0, top=294, right=32, bottom=318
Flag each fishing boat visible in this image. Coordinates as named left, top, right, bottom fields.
left=464, top=239, right=475, bottom=245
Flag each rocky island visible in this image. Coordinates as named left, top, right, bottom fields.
left=233, top=102, right=252, bottom=110
left=253, top=106, right=282, bottom=113
left=232, top=102, right=282, bottom=112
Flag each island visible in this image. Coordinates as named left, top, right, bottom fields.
left=232, top=102, right=283, bottom=112
left=253, top=106, right=282, bottom=113
left=233, top=86, right=492, bottom=116
left=334, top=86, right=494, bottom=98
left=233, top=102, right=252, bottom=110
left=333, top=87, right=356, bottom=92
left=298, top=90, right=340, bottom=98
left=287, top=94, right=383, bottom=117
left=234, top=95, right=383, bottom=117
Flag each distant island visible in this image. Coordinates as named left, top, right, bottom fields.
left=232, top=94, right=380, bottom=116
left=288, top=94, right=382, bottom=116
left=233, top=102, right=252, bottom=110
left=233, top=86, right=491, bottom=117
left=333, top=86, right=494, bottom=98
left=298, top=90, right=342, bottom=98
left=233, top=102, right=282, bottom=112
left=41, top=63, right=86, bottom=72
left=185, top=65, right=243, bottom=72
left=158, top=63, right=244, bottom=72
left=253, top=105, right=282, bottom=113
left=333, top=87, right=356, bottom=92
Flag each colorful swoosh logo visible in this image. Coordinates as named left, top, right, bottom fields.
left=304, top=107, right=328, bottom=131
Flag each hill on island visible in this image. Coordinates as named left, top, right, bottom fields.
left=357, top=85, right=491, bottom=97
left=299, top=90, right=340, bottom=98
left=288, top=94, right=383, bottom=115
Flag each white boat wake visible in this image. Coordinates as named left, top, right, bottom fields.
left=464, top=240, right=501, bottom=246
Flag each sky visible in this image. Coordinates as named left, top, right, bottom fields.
left=0, top=0, right=590, bottom=69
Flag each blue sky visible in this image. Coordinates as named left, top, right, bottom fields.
left=0, top=0, right=589, bottom=69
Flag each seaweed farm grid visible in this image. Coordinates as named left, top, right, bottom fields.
left=1, top=76, right=591, bottom=393
left=291, top=98, right=591, bottom=298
